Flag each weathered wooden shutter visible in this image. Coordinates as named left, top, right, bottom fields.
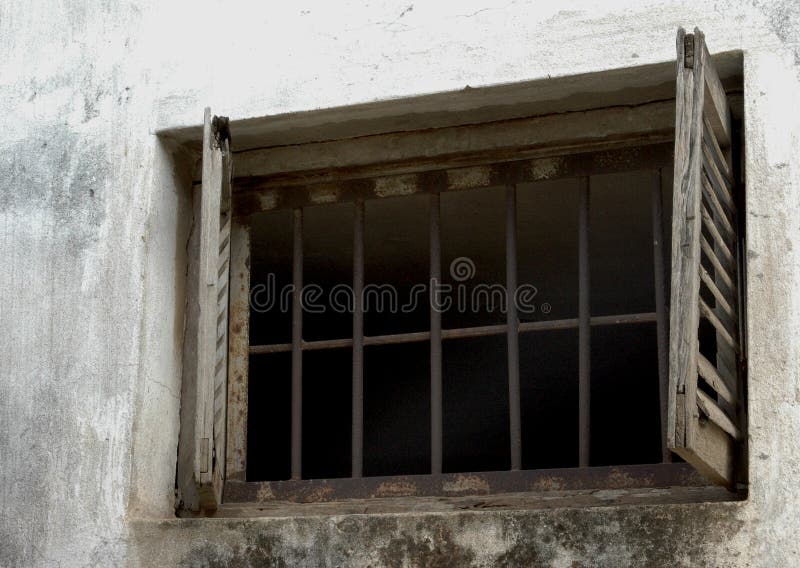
left=177, top=108, right=233, bottom=513
left=668, top=28, right=744, bottom=487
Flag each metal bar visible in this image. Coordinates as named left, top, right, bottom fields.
left=224, top=463, right=708, bottom=504
left=352, top=200, right=365, bottom=478
left=250, top=312, right=659, bottom=354
left=430, top=193, right=443, bottom=475
left=291, top=207, right=303, bottom=480
left=651, top=169, right=671, bottom=463
left=578, top=177, right=591, bottom=468
left=506, top=184, right=521, bottom=470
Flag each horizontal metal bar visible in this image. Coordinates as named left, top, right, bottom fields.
left=224, top=463, right=708, bottom=503
left=249, top=312, right=658, bottom=354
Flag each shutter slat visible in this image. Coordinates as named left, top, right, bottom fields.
left=701, top=206, right=736, bottom=264
left=698, top=37, right=731, bottom=148
left=702, top=120, right=733, bottom=184
left=699, top=265, right=737, bottom=323
left=702, top=146, right=735, bottom=214
left=697, top=390, right=741, bottom=440
left=699, top=299, right=738, bottom=351
left=700, top=235, right=736, bottom=293
left=701, top=175, right=736, bottom=240
left=698, top=353, right=736, bottom=403
left=697, top=354, right=736, bottom=404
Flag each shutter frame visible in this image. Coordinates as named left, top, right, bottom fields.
left=667, top=28, right=743, bottom=488
left=177, top=108, right=233, bottom=512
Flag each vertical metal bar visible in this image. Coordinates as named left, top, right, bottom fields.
left=352, top=200, right=365, bottom=478
left=578, top=177, right=591, bottom=468
left=506, top=184, right=522, bottom=470
left=651, top=169, right=671, bottom=463
left=430, top=193, right=443, bottom=475
left=291, top=207, right=303, bottom=480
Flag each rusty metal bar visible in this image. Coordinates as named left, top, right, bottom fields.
left=291, top=207, right=303, bottom=480
left=224, top=463, right=708, bottom=504
left=651, top=169, right=671, bottom=463
left=250, top=312, right=659, bottom=354
left=506, top=184, right=521, bottom=470
left=430, top=192, right=443, bottom=475
left=578, top=177, right=591, bottom=468
left=352, top=200, right=365, bottom=478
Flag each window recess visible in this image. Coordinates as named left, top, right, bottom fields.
left=176, top=28, right=746, bottom=515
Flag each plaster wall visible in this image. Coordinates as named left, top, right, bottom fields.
left=1, top=0, right=799, bottom=566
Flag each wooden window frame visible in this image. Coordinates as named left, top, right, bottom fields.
left=177, top=29, right=747, bottom=516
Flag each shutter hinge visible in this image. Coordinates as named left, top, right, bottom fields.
left=200, top=437, right=210, bottom=473
left=684, top=34, right=695, bottom=68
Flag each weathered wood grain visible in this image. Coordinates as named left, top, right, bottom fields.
left=668, top=28, right=741, bottom=489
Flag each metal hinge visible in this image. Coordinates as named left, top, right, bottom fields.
left=684, top=34, right=695, bottom=68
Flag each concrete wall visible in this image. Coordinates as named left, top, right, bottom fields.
left=1, top=0, right=799, bottom=566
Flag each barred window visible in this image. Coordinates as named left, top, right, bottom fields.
left=177, top=28, right=746, bottom=514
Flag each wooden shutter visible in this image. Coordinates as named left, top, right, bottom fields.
left=668, top=28, right=744, bottom=487
left=177, top=108, right=233, bottom=513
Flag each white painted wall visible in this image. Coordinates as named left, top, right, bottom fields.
left=1, top=0, right=800, bottom=565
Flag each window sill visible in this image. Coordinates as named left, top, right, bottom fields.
left=186, top=464, right=744, bottom=519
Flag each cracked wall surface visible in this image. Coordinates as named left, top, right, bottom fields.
left=1, top=0, right=800, bottom=566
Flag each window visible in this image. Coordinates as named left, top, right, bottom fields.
left=176, top=27, right=746, bottom=514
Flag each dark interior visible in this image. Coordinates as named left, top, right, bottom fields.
left=247, top=167, right=673, bottom=481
